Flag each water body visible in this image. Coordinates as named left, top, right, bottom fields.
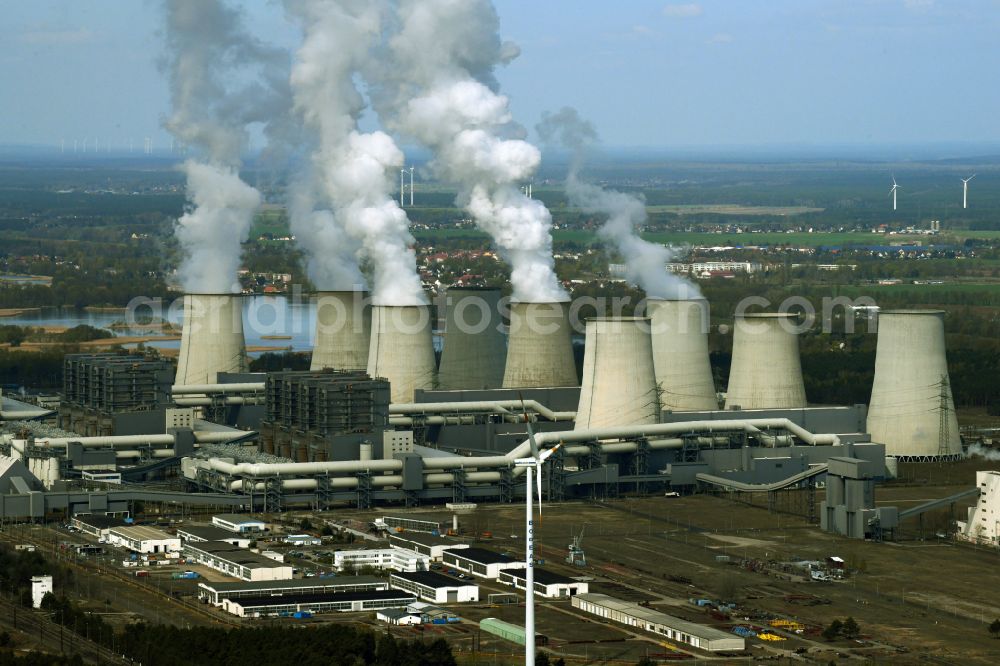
left=1, top=296, right=445, bottom=357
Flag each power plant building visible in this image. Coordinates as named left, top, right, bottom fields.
left=725, top=313, right=807, bottom=410
left=575, top=318, right=659, bottom=430
left=367, top=304, right=437, bottom=403
left=310, top=291, right=370, bottom=372
left=646, top=298, right=718, bottom=411
left=866, top=310, right=962, bottom=460
left=174, top=294, right=249, bottom=386
left=437, top=288, right=506, bottom=390
left=502, top=301, right=578, bottom=388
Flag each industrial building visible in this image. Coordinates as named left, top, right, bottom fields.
left=183, top=541, right=294, bottom=581
left=176, top=524, right=252, bottom=548
left=106, top=526, right=180, bottom=554
left=197, top=576, right=387, bottom=606
left=71, top=514, right=127, bottom=539
left=211, top=514, right=266, bottom=533
left=174, top=294, right=249, bottom=386
left=310, top=291, right=370, bottom=372
left=572, top=593, right=745, bottom=653
left=437, top=288, right=506, bottom=390
left=222, top=589, right=416, bottom=618
left=497, top=568, right=589, bottom=598
left=441, top=547, right=526, bottom=579
left=389, top=571, right=479, bottom=603
left=957, top=470, right=1000, bottom=544
left=259, top=371, right=389, bottom=462
left=333, top=547, right=430, bottom=573
left=388, top=532, right=470, bottom=560
left=61, top=353, right=173, bottom=436
left=866, top=310, right=962, bottom=461
left=725, top=313, right=807, bottom=410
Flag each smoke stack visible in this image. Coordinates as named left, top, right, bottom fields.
left=647, top=298, right=718, bottom=411
left=866, top=310, right=961, bottom=459
left=311, top=291, right=371, bottom=372
left=437, top=288, right=506, bottom=390
left=575, top=317, right=659, bottom=430
left=502, top=301, right=578, bottom=389
left=724, top=312, right=806, bottom=410
left=175, top=294, right=248, bottom=386
left=367, top=305, right=437, bottom=403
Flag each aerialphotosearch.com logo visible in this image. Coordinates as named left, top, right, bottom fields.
left=123, top=288, right=881, bottom=338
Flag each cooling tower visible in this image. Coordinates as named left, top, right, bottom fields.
left=174, top=293, right=248, bottom=386
left=647, top=298, right=718, bottom=411
left=437, top=288, right=506, bottom=390
left=866, top=310, right=961, bottom=459
left=502, top=301, right=578, bottom=388
left=310, top=291, right=371, bottom=371
left=575, top=317, right=659, bottom=430
left=724, top=312, right=807, bottom=409
left=367, top=304, right=437, bottom=403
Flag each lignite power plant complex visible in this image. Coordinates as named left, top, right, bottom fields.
left=0, top=289, right=967, bottom=540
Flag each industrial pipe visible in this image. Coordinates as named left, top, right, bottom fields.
left=171, top=382, right=265, bottom=395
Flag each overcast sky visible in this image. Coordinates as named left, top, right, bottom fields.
left=1, top=0, right=998, bottom=153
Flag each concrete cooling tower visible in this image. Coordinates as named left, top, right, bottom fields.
left=502, top=301, right=578, bottom=389
left=174, top=293, right=248, bottom=386
left=310, top=291, right=371, bottom=372
left=646, top=298, right=718, bottom=411
left=724, top=312, right=807, bottom=410
left=866, top=309, right=962, bottom=460
left=367, top=304, right=437, bottom=403
left=437, top=288, right=506, bottom=390
left=575, top=317, right=659, bottom=430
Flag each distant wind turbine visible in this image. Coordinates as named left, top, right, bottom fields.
left=961, top=174, right=976, bottom=209
left=890, top=176, right=900, bottom=212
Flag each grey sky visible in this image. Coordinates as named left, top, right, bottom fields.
left=1, top=0, right=997, bottom=151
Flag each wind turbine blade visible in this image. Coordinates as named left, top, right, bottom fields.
left=538, top=442, right=561, bottom=462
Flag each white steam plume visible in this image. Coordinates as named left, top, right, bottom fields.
left=287, top=168, right=366, bottom=290
left=162, top=0, right=289, bottom=293
left=371, top=0, right=566, bottom=303
left=536, top=107, right=701, bottom=300
left=968, top=443, right=1000, bottom=461
left=286, top=0, right=425, bottom=305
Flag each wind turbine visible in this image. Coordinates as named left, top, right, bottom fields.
left=513, top=402, right=561, bottom=666
left=409, top=167, right=414, bottom=207
left=961, top=174, right=976, bottom=209
left=890, top=176, right=899, bottom=212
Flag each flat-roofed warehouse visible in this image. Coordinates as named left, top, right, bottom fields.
left=390, top=571, right=479, bottom=603
left=498, top=568, right=589, bottom=598
left=107, top=526, right=181, bottom=554
left=389, top=532, right=470, bottom=560
left=222, top=589, right=416, bottom=618
left=198, top=576, right=387, bottom=606
left=177, top=524, right=252, bottom=548
left=71, top=514, right=127, bottom=539
left=572, top=593, right=745, bottom=653
left=183, top=540, right=293, bottom=581
left=441, top=547, right=525, bottom=579
left=211, top=514, right=266, bottom=534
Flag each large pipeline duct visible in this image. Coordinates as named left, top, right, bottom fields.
left=502, top=301, right=578, bottom=388
left=866, top=309, right=962, bottom=458
left=724, top=312, right=807, bottom=410
left=190, top=417, right=837, bottom=488
left=174, top=294, right=248, bottom=386
left=310, top=291, right=371, bottom=372
left=34, top=431, right=253, bottom=449
left=437, top=288, right=506, bottom=390
left=367, top=304, right=437, bottom=403
left=646, top=298, right=718, bottom=411
left=575, top=317, right=659, bottom=430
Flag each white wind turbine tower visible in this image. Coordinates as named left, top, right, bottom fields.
left=962, top=174, right=976, bottom=209
left=890, top=176, right=900, bottom=212
left=514, top=403, right=561, bottom=666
